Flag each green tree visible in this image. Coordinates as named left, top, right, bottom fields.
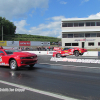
left=0, top=17, right=16, bottom=40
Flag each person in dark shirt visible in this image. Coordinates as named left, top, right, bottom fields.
left=0, top=46, right=3, bottom=49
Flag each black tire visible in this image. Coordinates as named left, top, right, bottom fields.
left=80, top=53, right=83, bottom=55
left=10, top=60, right=18, bottom=70
left=29, top=64, right=35, bottom=70
left=56, top=53, right=61, bottom=58
left=74, top=51, right=79, bottom=57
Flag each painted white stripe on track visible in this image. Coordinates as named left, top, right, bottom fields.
left=0, top=80, right=78, bottom=100
left=38, top=63, right=100, bottom=69
left=38, top=63, right=75, bottom=66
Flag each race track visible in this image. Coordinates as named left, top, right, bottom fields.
left=0, top=55, right=100, bottom=100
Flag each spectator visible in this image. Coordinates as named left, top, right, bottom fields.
left=48, top=46, right=50, bottom=51
left=37, top=47, right=39, bottom=51
left=45, top=47, right=47, bottom=51
left=0, top=46, right=3, bottom=49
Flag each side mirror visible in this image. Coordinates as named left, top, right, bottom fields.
left=0, top=53, right=4, bottom=55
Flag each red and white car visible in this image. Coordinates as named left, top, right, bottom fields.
left=53, top=47, right=61, bottom=51
left=0, top=48, right=37, bottom=70
left=53, top=47, right=87, bottom=57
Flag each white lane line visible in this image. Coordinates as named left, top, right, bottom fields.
left=38, top=63, right=75, bottom=66
left=0, top=80, right=77, bottom=100
left=38, top=63, right=100, bottom=69
left=87, top=67, right=100, bottom=69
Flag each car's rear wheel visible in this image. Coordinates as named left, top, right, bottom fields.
left=56, top=53, right=61, bottom=58
left=29, top=64, right=35, bottom=69
left=10, top=60, right=18, bottom=70
left=74, top=51, right=79, bottom=57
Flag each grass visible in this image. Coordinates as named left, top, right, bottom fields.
left=87, top=49, right=100, bottom=51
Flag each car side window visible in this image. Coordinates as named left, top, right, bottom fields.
left=63, top=48, right=69, bottom=50
left=0, top=50, right=4, bottom=53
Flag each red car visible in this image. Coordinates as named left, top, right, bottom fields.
left=53, top=47, right=87, bottom=58
left=0, top=48, right=37, bottom=70
left=53, top=47, right=61, bottom=51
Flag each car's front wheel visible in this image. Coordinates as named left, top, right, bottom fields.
left=74, top=51, right=79, bottom=57
left=10, top=60, right=18, bottom=70
left=56, top=53, right=61, bottom=58
left=29, top=64, right=35, bottom=69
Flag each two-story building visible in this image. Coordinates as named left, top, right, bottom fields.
left=61, top=18, right=100, bottom=49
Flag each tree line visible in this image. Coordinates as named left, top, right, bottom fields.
left=0, top=17, right=16, bottom=40
left=0, top=17, right=61, bottom=43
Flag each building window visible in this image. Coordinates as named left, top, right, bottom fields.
left=91, top=22, right=95, bottom=26
left=67, top=23, right=73, bottom=27
left=68, top=34, right=73, bottom=38
left=74, top=33, right=84, bottom=37
left=86, top=22, right=90, bottom=26
left=74, top=23, right=78, bottom=27
left=97, top=33, right=100, bottom=37
left=98, top=42, right=100, bottom=46
left=72, top=43, right=79, bottom=46
left=90, top=33, right=96, bottom=37
left=65, top=43, right=71, bottom=46
left=79, top=23, right=84, bottom=27
left=86, top=22, right=95, bottom=26
left=62, top=34, right=67, bottom=38
left=80, top=33, right=84, bottom=37
left=62, top=23, right=67, bottom=27
left=85, top=33, right=90, bottom=37
left=96, top=22, right=100, bottom=26
left=88, top=42, right=94, bottom=46
left=74, top=34, right=79, bottom=38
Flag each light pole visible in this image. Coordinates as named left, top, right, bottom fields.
left=0, top=20, right=4, bottom=41
left=2, top=25, right=3, bottom=41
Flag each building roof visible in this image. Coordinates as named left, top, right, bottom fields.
left=62, top=18, right=100, bottom=22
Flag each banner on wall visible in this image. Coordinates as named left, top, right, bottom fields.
left=0, top=41, right=7, bottom=46
left=19, top=41, right=30, bottom=46
left=41, top=42, right=50, bottom=46
left=75, top=39, right=95, bottom=41
left=7, top=41, right=19, bottom=46
left=31, top=41, right=42, bottom=46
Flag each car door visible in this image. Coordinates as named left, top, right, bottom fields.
left=0, top=50, right=6, bottom=66
left=62, top=48, right=69, bottom=55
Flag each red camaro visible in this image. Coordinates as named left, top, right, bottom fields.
left=53, top=47, right=87, bottom=58
left=0, top=48, right=37, bottom=70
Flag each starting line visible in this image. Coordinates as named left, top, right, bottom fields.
left=50, top=57, right=100, bottom=64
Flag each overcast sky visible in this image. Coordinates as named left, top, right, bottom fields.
left=0, top=0, right=100, bottom=38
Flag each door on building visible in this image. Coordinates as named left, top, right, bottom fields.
left=82, top=42, right=85, bottom=48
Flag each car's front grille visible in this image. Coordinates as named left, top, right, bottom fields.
left=26, top=56, right=37, bottom=59
left=25, top=60, right=37, bottom=64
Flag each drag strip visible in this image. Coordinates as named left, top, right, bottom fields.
left=0, top=55, right=100, bottom=100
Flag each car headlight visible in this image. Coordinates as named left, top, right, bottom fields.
left=20, top=57, right=26, bottom=59
left=35, top=55, right=37, bottom=57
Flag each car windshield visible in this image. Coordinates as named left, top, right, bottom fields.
left=4, top=49, right=21, bottom=54
left=62, top=47, right=73, bottom=50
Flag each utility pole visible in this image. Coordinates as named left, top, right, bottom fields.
left=2, top=25, right=3, bottom=41
left=0, top=20, right=4, bottom=41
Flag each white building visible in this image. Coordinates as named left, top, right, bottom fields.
left=61, top=18, right=100, bottom=49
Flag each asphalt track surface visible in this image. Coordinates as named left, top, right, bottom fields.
left=0, top=55, right=100, bottom=100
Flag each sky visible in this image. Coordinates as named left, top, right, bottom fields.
left=0, top=0, right=100, bottom=38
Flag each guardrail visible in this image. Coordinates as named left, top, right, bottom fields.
left=22, top=51, right=100, bottom=56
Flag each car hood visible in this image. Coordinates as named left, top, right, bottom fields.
left=13, top=52, right=36, bottom=57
